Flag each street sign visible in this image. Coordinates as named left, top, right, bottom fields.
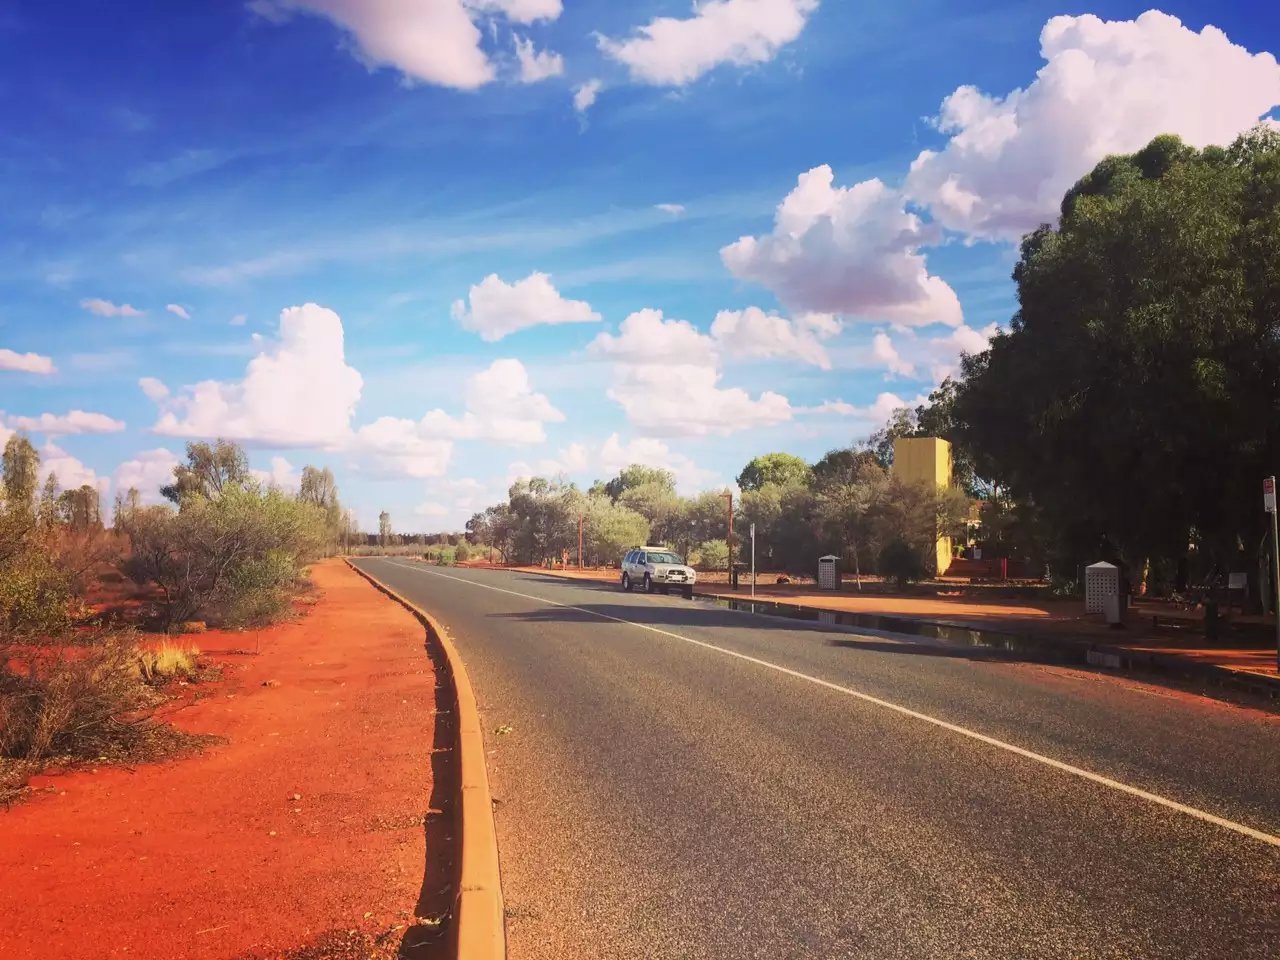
left=1266, top=476, right=1277, bottom=514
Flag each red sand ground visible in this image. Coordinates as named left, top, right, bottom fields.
left=0, top=559, right=452, bottom=960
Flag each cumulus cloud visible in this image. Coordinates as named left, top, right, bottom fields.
left=353, top=359, right=563, bottom=479
left=0, top=348, right=56, bottom=375
left=508, top=442, right=591, bottom=482
left=166, top=304, right=191, bottom=320
left=251, top=456, right=301, bottom=491
left=452, top=272, right=600, bottom=341
left=722, top=167, right=963, bottom=327
left=589, top=309, right=792, bottom=437
left=599, top=0, right=819, bottom=86
left=148, top=303, right=364, bottom=448
left=906, top=11, right=1280, bottom=241
left=868, top=323, right=999, bottom=383
left=7, top=410, right=126, bottom=435
left=252, top=0, right=492, bottom=89
left=113, top=448, right=181, bottom=504
left=468, top=0, right=562, bottom=22
left=655, top=203, right=686, bottom=216
left=589, top=309, right=718, bottom=367
left=81, top=298, right=143, bottom=318
left=138, top=377, right=169, bottom=401
left=40, top=442, right=108, bottom=497
left=600, top=434, right=717, bottom=492
left=802, top=391, right=925, bottom=424
left=573, top=79, right=602, bottom=113
left=710, top=307, right=840, bottom=369
left=514, top=35, right=564, bottom=82
left=352, top=416, right=456, bottom=480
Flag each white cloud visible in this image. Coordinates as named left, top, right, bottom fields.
left=573, top=79, right=602, bottom=113
left=871, top=331, right=914, bottom=377
left=600, top=434, right=717, bottom=492
left=452, top=272, right=600, bottom=341
left=138, top=377, right=169, bottom=401
left=113, top=448, right=181, bottom=504
left=655, top=203, right=686, bottom=216
left=589, top=309, right=793, bottom=437
left=230, top=314, right=248, bottom=327
left=166, top=304, right=191, bottom=320
left=40, top=442, right=108, bottom=497
left=149, top=303, right=364, bottom=448
left=906, top=11, right=1280, bottom=241
left=468, top=0, right=562, bottom=23
left=81, top=298, right=143, bottom=318
left=599, top=0, right=819, bottom=86
left=508, top=441, right=591, bottom=482
left=253, top=0, right=495, bottom=90
left=251, top=456, right=301, bottom=491
left=7, top=410, right=126, bottom=435
left=802, top=391, right=924, bottom=424
left=589, top=308, right=719, bottom=367
left=722, top=167, right=963, bottom=326
left=352, top=358, right=562, bottom=479
left=514, top=35, right=564, bottom=82
left=352, top=416, right=455, bottom=479
left=415, top=501, right=449, bottom=519
left=869, top=323, right=998, bottom=383
left=0, top=348, right=56, bottom=375
left=710, top=307, right=840, bottom=369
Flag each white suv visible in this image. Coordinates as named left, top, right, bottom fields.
left=621, top=547, right=697, bottom=599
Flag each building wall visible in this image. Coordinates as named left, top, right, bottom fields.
left=891, top=437, right=954, bottom=576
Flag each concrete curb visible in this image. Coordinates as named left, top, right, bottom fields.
left=344, top=560, right=505, bottom=960
left=508, top=565, right=1280, bottom=703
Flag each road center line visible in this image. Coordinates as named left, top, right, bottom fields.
left=376, top=559, right=1280, bottom=849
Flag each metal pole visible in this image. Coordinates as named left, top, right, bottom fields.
left=578, top=514, right=584, bottom=569
left=1273, top=499, right=1280, bottom=672
left=751, top=523, right=756, bottom=599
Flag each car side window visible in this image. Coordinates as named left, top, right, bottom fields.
left=625, top=551, right=635, bottom=564
left=639, top=552, right=648, bottom=564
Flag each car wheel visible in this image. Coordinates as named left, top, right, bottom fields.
left=622, top=573, right=632, bottom=592
left=682, top=585, right=693, bottom=600
left=644, top=574, right=654, bottom=593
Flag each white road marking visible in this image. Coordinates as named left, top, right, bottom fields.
left=372, top=559, right=1280, bottom=850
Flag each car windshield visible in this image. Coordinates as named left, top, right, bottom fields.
left=646, top=552, right=683, bottom=565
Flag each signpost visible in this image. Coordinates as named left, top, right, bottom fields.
left=1266, top=477, right=1279, bottom=670
left=750, top=523, right=756, bottom=599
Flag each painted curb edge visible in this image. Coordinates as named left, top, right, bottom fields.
left=344, top=559, right=506, bottom=960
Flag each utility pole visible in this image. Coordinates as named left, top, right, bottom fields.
left=750, top=522, right=756, bottom=599
left=578, top=514, right=584, bottom=569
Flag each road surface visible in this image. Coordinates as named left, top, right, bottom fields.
left=353, top=559, right=1280, bottom=960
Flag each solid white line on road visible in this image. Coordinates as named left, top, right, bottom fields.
left=374, top=559, right=1280, bottom=850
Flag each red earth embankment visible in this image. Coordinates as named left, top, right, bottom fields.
left=0, top=559, right=453, bottom=959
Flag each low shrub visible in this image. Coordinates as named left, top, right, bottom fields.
left=435, top=547, right=456, bottom=567
left=0, top=632, right=197, bottom=764
left=137, top=643, right=200, bottom=684
left=879, top=537, right=928, bottom=588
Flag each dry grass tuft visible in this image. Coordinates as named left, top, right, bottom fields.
left=137, top=643, right=200, bottom=684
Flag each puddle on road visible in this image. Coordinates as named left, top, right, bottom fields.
left=700, top=593, right=1088, bottom=664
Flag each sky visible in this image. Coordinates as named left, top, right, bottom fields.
left=2, top=0, right=1279, bottom=532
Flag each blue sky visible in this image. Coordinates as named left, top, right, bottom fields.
left=2, top=0, right=1278, bottom=531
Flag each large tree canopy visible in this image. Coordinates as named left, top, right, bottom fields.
left=736, top=453, right=812, bottom=492
left=954, top=127, right=1280, bottom=571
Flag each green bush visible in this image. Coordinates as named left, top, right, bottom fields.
left=455, top=541, right=471, bottom=563
left=879, top=538, right=927, bottom=588
left=435, top=546, right=457, bottom=567
left=691, top=539, right=729, bottom=571
left=0, top=545, right=73, bottom=639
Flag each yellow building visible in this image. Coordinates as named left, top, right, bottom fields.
left=891, top=437, right=954, bottom=576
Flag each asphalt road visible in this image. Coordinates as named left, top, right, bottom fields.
left=353, top=559, right=1280, bottom=960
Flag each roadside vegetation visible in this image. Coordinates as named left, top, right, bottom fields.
left=456, top=128, right=1280, bottom=601
left=0, top=436, right=350, bottom=800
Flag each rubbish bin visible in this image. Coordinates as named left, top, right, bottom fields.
left=818, top=555, right=841, bottom=591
